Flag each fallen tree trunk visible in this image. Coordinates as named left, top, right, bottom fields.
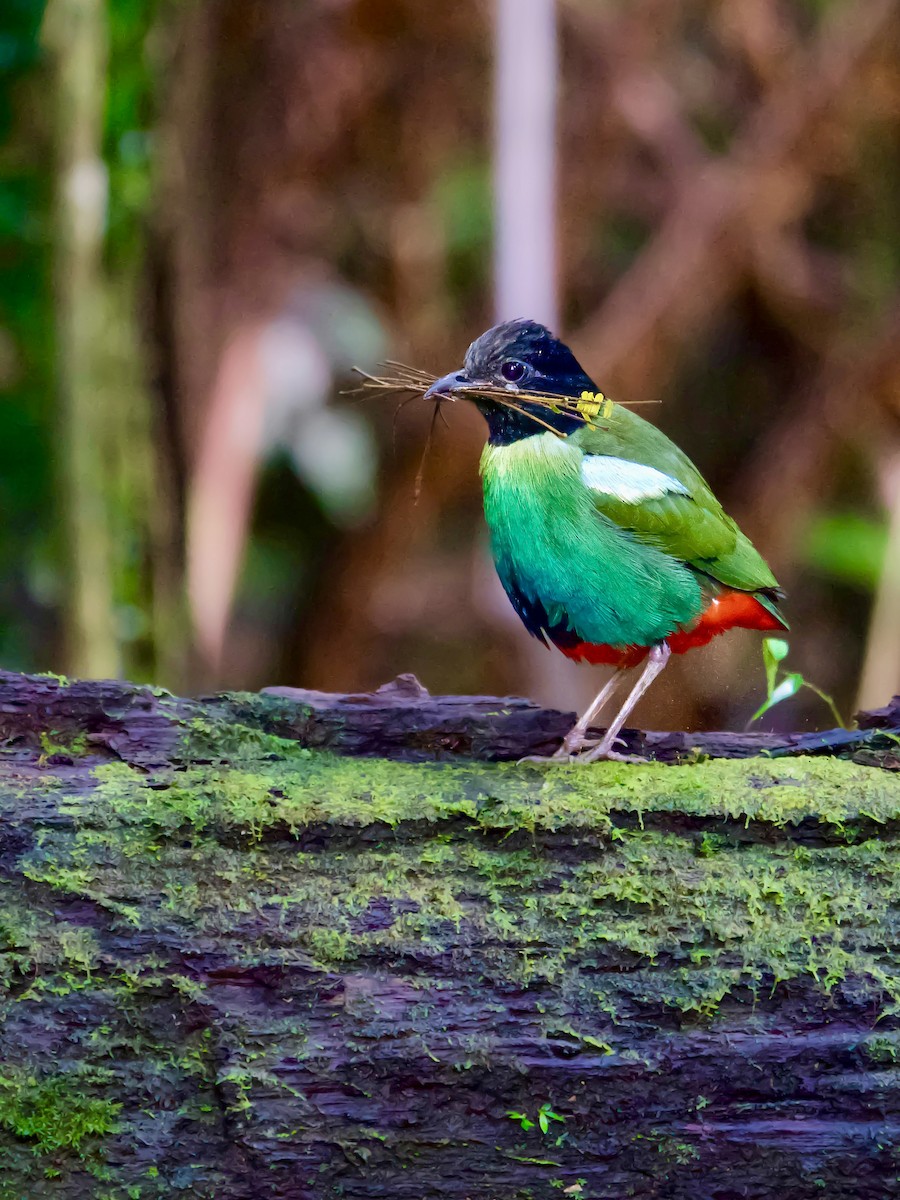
left=0, top=669, right=899, bottom=1199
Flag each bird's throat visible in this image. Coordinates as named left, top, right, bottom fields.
left=476, top=397, right=583, bottom=444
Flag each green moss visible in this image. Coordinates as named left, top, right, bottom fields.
left=863, top=1034, right=900, bottom=1064
left=80, top=750, right=900, bottom=843
left=304, top=927, right=352, bottom=965
left=0, top=892, right=103, bottom=994
left=0, top=1070, right=120, bottom=1154
left=38, top=730, right=90, bottom=760
left=181, top=715, right=312, bottom=765
left=7, top=750, right=900, bottom=1101
left=1, top=723, right=898, bottom=1193
left=642, top=1131, right=701, bottom=1166
left=10, top=749, right=895, bottom=1020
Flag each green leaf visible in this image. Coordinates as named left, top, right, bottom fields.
left=750, top=671, right=802, bottom=724
left=498, top=1151, right=562, bottom=1166
left=771, top=674, right=803, bottom=704
left=579, top=1034, right=613, bottom=1053
left=751, top=639, right=848, bottom=729
left=538, top=1102, right=565, bottom=1130
left=762, top=637, right=790, bottom=697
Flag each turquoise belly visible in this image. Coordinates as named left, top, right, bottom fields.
left=481, top=435, right=703, bottom=649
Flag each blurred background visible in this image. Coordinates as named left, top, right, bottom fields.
left=1, top=0, right=899, bottom=732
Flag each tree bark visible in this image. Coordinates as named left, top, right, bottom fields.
left=0, top=670, right=899, bottom=1198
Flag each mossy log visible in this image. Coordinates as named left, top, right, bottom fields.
left=1, top=669, right=900, bottom=1199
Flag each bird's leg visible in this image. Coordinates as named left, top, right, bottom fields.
left=581, top=643, right=672, bottom=763
left=552, top=670, right=626, bottom=758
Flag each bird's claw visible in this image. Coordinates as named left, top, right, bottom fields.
left=518, top=734, right=650, bottom=765
left=517, top=731, right=601, bottom=764
left=556, top=733, right=601, bottom=757
left=580, top=733, right=648, bottom=764
left=587, top=748, right=649, bottom=765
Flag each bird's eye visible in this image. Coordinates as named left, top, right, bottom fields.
left=500, top=360, right=526, bottom=383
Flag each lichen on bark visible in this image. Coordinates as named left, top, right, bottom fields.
left=1, top=670, right=899, bottom=1197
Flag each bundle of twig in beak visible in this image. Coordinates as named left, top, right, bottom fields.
left=349, top=362, right=437, bottom=396
left=350, top=364, right=623, bottom=432
left=446, top=384, right=615, bottom=426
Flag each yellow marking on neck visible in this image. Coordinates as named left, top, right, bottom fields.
left=577, top=391, right=614, bottom=426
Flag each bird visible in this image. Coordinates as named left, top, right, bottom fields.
left=424, top=319, right=788, bottom=762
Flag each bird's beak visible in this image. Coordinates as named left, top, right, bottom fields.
left=424, top=371, right=473, bottom=401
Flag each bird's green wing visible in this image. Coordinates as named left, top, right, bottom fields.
left=571, top=407, right=780, bottom=594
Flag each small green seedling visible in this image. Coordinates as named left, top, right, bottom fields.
left=748, top=638, right=846, bottom=729
left=507, top=1102, right=566, bottom=1135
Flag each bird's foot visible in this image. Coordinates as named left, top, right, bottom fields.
left=587, top=747, right=649, bottom=765
left=555, top=730, right=601, bottom=757
left=580, top=734, right=648, bottom=764
left=518, top=731, right=654, bottom=766
left=517, top=728, right=602, bottom=765
left=518, top=734, right=595, bottom=763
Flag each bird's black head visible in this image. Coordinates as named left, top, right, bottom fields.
left=424, top=319, right=598, bottom=444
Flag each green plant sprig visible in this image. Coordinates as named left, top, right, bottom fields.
left=749, top=638, right=847, bottom=730
left=506, top=1101, right=566, bottom=1135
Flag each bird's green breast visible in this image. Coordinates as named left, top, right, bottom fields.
left=480, top=433, right=704, bottom=649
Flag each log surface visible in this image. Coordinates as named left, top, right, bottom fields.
left=0, top=670, right=899, bottom=1199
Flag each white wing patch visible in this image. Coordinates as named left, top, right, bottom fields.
left=581, top=455, right=690, bottom=503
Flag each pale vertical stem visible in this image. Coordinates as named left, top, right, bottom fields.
left=494, top=0, right=558, bottom=328
left=44, top=0, right=120, bottom=679
left=187, top=328, right=266, bottom=677
left=857, top=454, right=900, bottom=712
left=493, top=0, right=594, bottom=710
